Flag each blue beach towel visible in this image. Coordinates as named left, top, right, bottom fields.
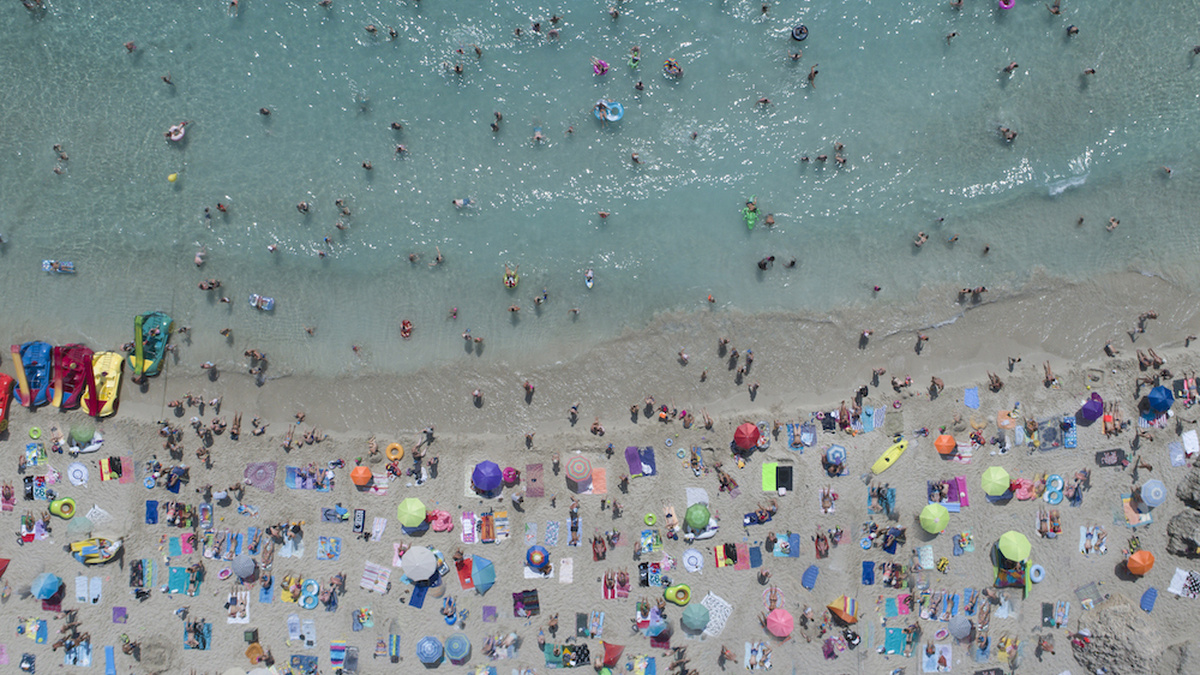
left=862, top=561, right=875, bottom=585
left=885, top=597, right=899, bottom=617
left=884, top=627, right=905, bottom=654
left=788, top=533, right=801, bottom=558
left=145, top=500, right=158, bottom=525
left=861, top=407, right=875, bottom=433
left=259, top=581, right=274, bottom=604
left=168, top=567, right=188, bottom=594
left=748, top=546, right=763, bottom=568
left=105, top=646, right=116, bottom=675
left=639, top=447, right=657, bottom=476
left=1141, top=588, right=1157, bottom=613
left=1063, top=415, right=1078, bottom=448
left=801, top=565, right=819, bottom=590
left=409, top=584, right=428, bottom=608
left=168, top=537, right=182, bottom=557
left=963, top=387, right=980, bottom=409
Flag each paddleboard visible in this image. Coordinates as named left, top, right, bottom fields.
left=871, top=440, right=908, bottom=475
left=10, top=344, right=30, bottom=407
left=585, top=269, right=594, bottom=289
left=50, top=346, right=63, bottom=409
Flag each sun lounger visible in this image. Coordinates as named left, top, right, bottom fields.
left=1141, top=588, right=1158, bottom=613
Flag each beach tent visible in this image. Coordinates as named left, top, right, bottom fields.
left=934, top=435, right=957, bottom=455
left=526, top=545, right=549, bottom=570
left=982, top=467, right=1011, bottom=497
left=1141, top=480, right=1167, bottom=508
left=681, top=604, right=710, bottom=631
left=949, top=615, right=972, bottom=640
left=416, top=636, right=443, bottom=664
left=920, top=503, right=950, bottom=534
left=601, top=642, right=624, bottom=668
left=1147, top=386, right=1174, bottom=413
left=565, top=455, right=592, bottom=492
left=765, top=609, right=793, bottom=637
left=1079, top=393, right=1104, bottom=423
left=232, top=554, right=256, bottom=580
left=684, top=503, right=711, bottom=532
left=350, top=466, right=373, bottom=487
left=397, top=498, right=427, bottom=528
left=31, top=572, right=62, bottom=600
left=734, top=423, right=761, bottom=450
left=1127, top=550, right=1155, bottom=576
left=471, top=556, right=495, bottom=594
left=998, top=531, right=1031, bottom=562
left=0, top=558, right=8, bottom=580
left=827, top=596, right=858, bottom=624
left=445, top=634, right=471, bottom=665
left=402, top=546, right=438, bottom=582
left=472, top=461, right=502, bottom=493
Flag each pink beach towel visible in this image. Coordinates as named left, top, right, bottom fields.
left=734, top=544, right=751, bottom=570
left=119, top=456, right=135, bottom=484
left=590, top=468, right=607, bottom=495
left=898, top=594, right=911, bottom=615
left=525, top=464, right=544, bottom=498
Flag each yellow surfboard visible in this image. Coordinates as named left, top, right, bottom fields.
left=871, top=440, right=908, bottom=475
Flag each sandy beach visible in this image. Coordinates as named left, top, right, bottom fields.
left=3, top=270, right=1200, bottom=675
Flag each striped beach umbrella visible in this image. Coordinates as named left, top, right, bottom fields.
left=1141, top=480, right=1166, bottom=508
left=445, top=634, right=471, bottom=664
left=526, top=545, right=549, bottom=569
left=565, top=455, right=592, bottom=482
left=415, top=636, right=442, bottom=664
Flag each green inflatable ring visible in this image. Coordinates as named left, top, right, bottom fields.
left=644, top=513, right=657, bottom=526
left=29, top=427, right=41, bottom=440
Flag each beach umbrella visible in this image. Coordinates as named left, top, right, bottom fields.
left=734, top=423, right=761, bottom=450
left=350, top=465, right=373, bottom=487
left=920, top=503, right=950, bottom=534
left=1080, top=393, right=1104, bottom=422
left=472, top=461, right=502, bottom=493
left=982, top=466, right=1011, bottom=497
left=1147, top=386, right=1174, bottom=413
left=526, top=545, right=549, bottom=569
left=681, top=604, right=711, bottom=631
left=445, top=634, right=471, bottom=664
left=681, top=549, right=704, bottom=573
left=934, top=435, right=957, bottom=456
left=471, top=555, right=495, bottom=594
left=998, top=531, right=1031, bottom=562
left=601, top=642, right=625, bottom=668
left=0, top=559, right=8, bottom=580
left=31, top=572, right=62, bottom=600
left=564, top=455, right=592, bottom=483
left=825, top=445, right=847, bottom=465
left=415, top=636, right=443, bottom=664
left=765, top=609, right=793, bottom=637
left=1141, top=480, right=1167, bottom=508
left=949, top=615, right=973, bottom=640
left=826, top=596, right=858, bottom=625
left=70, top=424, right=94, bottom=445
left=684, top=503, right=711, bottom=531
left=397, top=498, right=427, bottom=528
left=232, top=554, right=256, bottom=580
left=402, top=546, right=438, bottom=581
left=1127, top=550, right=1155, bottom=576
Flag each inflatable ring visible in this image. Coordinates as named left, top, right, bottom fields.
left=144, top=476, right=157, bottom=489
left=1047, top=474, right=1065, bottom=492
left=217, top=568, right=232, bottom=580
left=301, top=594, right=319, bottom=610
left=644, top=513, right=657, bottom=526
left=665, top=438, right=673, bottom=448
left=1046, top=490, right=1063, bottom=505
left=860, top=537, right=872, bottom=550
left=29, top=427, right=41, bottom=440
left=1030, top=564, right=1045, bottom=583
left=665, top=584, right=690, bottom=606
left=999, top=0, right=1014, bottom=8
left=893, top=401, right=902, bottom=409
left=677, top=449, right=686, bottom=459
left=445, top=614, right=457, bottom=625
left=50, top=498, right=75, bottom=518
left=791, top=25, right=808, bottom=42
left=385, top=443, right=404, bottom=461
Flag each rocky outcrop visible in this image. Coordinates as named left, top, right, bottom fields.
left=1073, top=594, right=1165, bottom=675
left=1166, top=510, right=1200, bottom=558
left=1176, top=467, right=1200, bottom=509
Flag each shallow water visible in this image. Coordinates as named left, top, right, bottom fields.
left=2, top=0, right=1199, bottom=377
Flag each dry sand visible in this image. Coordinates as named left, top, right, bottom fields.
left=4, top=269, right=1200, bottom=675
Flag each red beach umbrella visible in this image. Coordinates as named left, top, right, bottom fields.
left=734, top=423, right=761, bottom=450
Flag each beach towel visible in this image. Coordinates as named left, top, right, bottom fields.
left=513, top=589, right=540, bottom=617
left=560, top=558, right=573, bottom=584
left=884, top=597, right=899, bottom=617
left=861, top=408, right=875, bottom=433
left=317, top=536, right=341, bottom=561
left=700, top=592, right=733, bottom=637
left=639, top=447, right=657, bottom=476
left=480, top=512, right=496, bottom=543
left=456, top=559, right=475, bottom=590
left=104, top=645, right=115, bottom=675
left=883, top=626, right=904, bottom=654
left=461, top=512, right=476, bottom=544
left=495, top=510, right=510, bottom=539
left=1167, top=568, right=1200, bottom=599
left=526, top=463, right=544, bottom=497
left=590, top=468, right=607, bottom=494
left=789, top=533, right=801, bottom=558
left=301, top=619, right=316, bottom=648
left=227, top=591, right=250, bottom=623
left=525, top=522, right=537, bottom=546
left=1096, top=448, right=1128, bottom=468
left=330, top=640, right=346, bottom=668
left=168, top=567, right=188, bottom=594
left=408, top=584, right=427, bottom=608
left=1184, top=429, right=1200, bottom=457
left=1122, top=494, right=1153, bottom=528
left=482, top=605, right=497, bottom=623
left=75, top=576, right=87, bottom=603
left=801, top=565, right=819, bottom=590
left=371, top=517, right=387, bottom=542
left=625, top=447, right=643, bottom=477
left=963, top=387, right=980, bottom=409
left=360, top=561, right=390, bottom=594
left=183, top=622, right=212, bottom=650
left=787, top=424, right=799, bottom=448
left=243, top=462, right=276, bottom=493
left=862, top=561, right=875, bottom=585
left=590, top=610, right=605, bottom=638
left=748, top=546, right=763, bottom=568
left=545, top=521, right=560, bottom=547
left=922, top=644, right=951, bottom=673
left=761, top=463, right=778, bottom=492
left=734, top=543, right=751, bottom=570
left=290, top=655, right=318, bottom=672
left=168, top=536, right=183, bottom=557
left=145, top=500, right=158, bottom=525
left=1141, top=588, right=1158, bottom=613
left=259, top=577, right=273, bottom=603
left=524, top=564, right=553, bottom=580
left=917, top=545, right=934, bottom=570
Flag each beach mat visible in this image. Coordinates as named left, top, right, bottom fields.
left=761, top=463, right=778, bottom=492
left=145, top=501, right=158, bottom=525
left=802, top=565, right=819, bottom=590
left=748, top=546, right=763, bottom=568
left=788, top=533, right=801, bottom=558
left=525, top=464, right=544, bottom=498
left=409, top=584, right=428, bottom=608
left=590, top=468, right=606, bottom=495
left=775, top=465, right=793, bottom=492
left=734, top=543, right=751, bottom=570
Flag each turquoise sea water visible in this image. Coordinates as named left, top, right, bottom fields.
left=3, top=1, right=1200, bottom=377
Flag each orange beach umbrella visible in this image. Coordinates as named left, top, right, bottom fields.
left=350, top=465, right=373, bottom=487
left=1127, top=550, right=1155, bottom=576
left=934, top=435, right=957, bottom=455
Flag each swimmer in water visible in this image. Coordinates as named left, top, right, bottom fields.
left=194, top=247, right=206, bottom=266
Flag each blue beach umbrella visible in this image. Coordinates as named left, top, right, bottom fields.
left=31, top=572, right=62, bottom=600
left=445, top=634, right=471, bottom=664
left=472, top=461, right=502, bottom=493
left=526, top=545, right=549, bottom=570
left=1141, top=479, right=1167, bottom=508
left=1147, top=386, right=1174, bottom=413
left=416, top=636, right=443, bottom=664
left=472, top=555, right=496, bottom=595
left=825, top=445, right=847, bottom=465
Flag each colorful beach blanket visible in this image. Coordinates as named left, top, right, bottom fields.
left=243, top=462, right=276, bottom=493
left=525, top=463, right=544, bottom=497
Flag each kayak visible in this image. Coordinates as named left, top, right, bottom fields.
left=0, top=372, right=13, bottom=432
left=86, top=351, right=123, bottom=418
left=12, top=341, right=53, bottom=408
left=871, top=440, right=909, bottom=475
left=51, top=344, right=94, bottom=410
left=128, top=311, right=173, bottom=381
left=70, top=537, right=122, bottom=565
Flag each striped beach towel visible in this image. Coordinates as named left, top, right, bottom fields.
left=461, top=512, right=476, bottom=544
left=495, top=511, right=510, bottom=540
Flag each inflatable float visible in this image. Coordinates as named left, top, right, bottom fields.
left=165, top=122, right=187, bottom=142
left=504, top=264, right=519, bottom=288
left=42, top=260, right=75, bottom=274
left=249, top=294, right=275, bottom=311
left=593, top=100, right=624, bottom=122
left=792, top=25, right=808, bottom=41
left=585, top=269, right=594, bottom=289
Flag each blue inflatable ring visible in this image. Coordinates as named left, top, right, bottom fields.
left=677, top=449, right=686, bottom=459
left=791, top=25, right=808, bottom=41
left=1046, top=490, right=1063, bottom=505
left=665, top=438, right=673, bottom=447
left=1030, top=564, right=1045, bottom=583
left=144, top=476, right=157, bottom=489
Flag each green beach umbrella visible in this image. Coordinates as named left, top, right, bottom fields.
left=998, top=531, right=1031, bottom=562
left=681, top=603, right=711, bottom=631
left=397, top=497, right=427, bottom=528
left=919, top=503, right=950, bottom=534
left=981, top=466, right=1011, bottom=497
left=684, top=503, right=711, bottom=531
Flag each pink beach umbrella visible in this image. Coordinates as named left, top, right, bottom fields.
left=765, top=609, right=794, bottom=637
